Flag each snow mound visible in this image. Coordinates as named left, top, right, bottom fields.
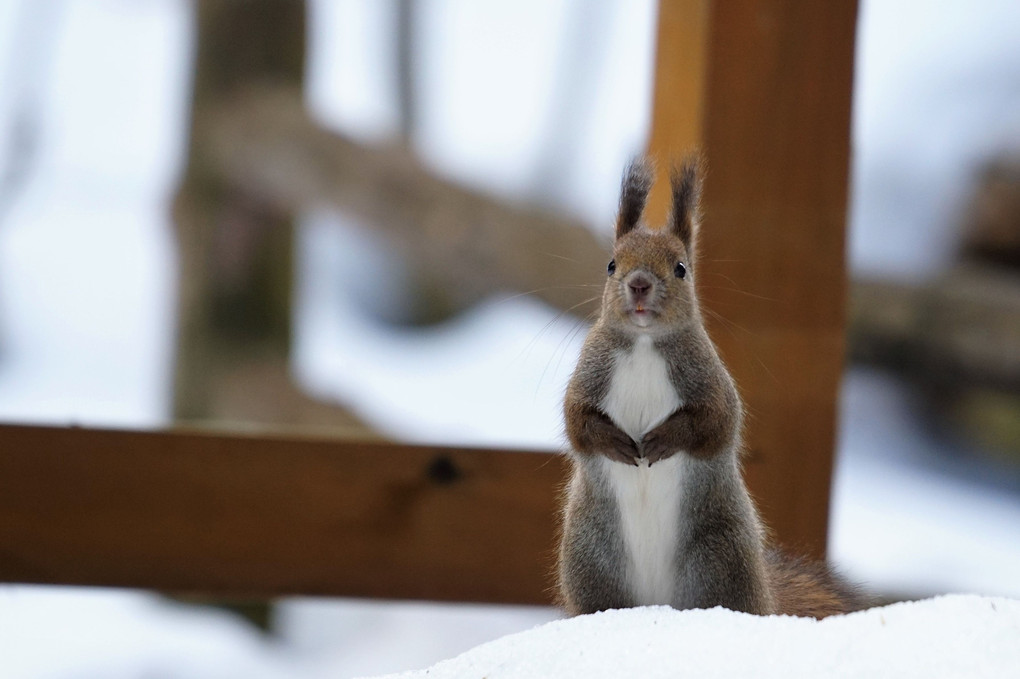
left=362, top=595, right=1020, bottom=679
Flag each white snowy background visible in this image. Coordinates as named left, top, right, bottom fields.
left=0, top=0, right=1018, bottom=677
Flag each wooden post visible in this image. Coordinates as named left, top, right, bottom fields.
left=647, top=0, right=858, bottom=557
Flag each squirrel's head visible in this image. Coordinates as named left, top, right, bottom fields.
left=602, top=156, right=702, bottom=333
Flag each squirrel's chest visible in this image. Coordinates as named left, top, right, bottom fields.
left=601, top=336, right=681, bottom=441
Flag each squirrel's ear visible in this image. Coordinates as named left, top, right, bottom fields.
left=669, top=155, right=703, bottom=255
left=615, top=158, right=654, bottom=240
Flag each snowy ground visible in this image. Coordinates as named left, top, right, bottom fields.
left=365, top=596, right=1020, bottom=679
left=0, top=0, right=1019, bottom=677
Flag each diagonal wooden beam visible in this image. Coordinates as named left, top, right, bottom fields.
left=201, top=87, right=608, bottom=318
left=0, top=424, right=567, bottom=604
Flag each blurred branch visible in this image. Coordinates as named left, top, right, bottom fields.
left=395, top=0, right=419, bottom=147
left=848, top=264, right=1020, bottom=392
left=200, top=86, right=608, bottom=317
left=961, top=158, right=1020, bottom=269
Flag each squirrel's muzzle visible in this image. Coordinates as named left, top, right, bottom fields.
left=626, top=272, right=654, bottom=302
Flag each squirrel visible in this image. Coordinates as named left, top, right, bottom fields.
left=557, top=156, right=865, bottom=619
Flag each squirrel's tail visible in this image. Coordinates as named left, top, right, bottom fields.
left=766, top=549, right=871, bottom=618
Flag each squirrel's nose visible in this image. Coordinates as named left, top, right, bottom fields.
left=627, top=273, right=653, bottom=298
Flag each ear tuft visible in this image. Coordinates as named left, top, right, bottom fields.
left=669, top=154, right=703, bottom=253
left=616, top=158, right=654, bottom=239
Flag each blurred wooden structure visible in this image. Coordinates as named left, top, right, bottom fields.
left=172, top=1, right=373, bottom=435
left=0, top=1, right=858, bottom=599
left=851, top=267, right=1020, bottom=395
left=850, top=154, right=1020, bottom=397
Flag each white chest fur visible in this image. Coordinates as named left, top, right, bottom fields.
left=600, top=335, right=685, bottom=606
left=603, top=456, right=685, bottom=605
left=602, top=334, right=680, bottom=440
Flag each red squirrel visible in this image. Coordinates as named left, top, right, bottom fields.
left=557, top=156, right=865, bottom=618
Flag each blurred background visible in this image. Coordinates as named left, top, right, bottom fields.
left=0, top=0, right=1018, bottom=677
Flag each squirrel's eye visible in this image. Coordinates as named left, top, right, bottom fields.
left=674, top=262, right=687, bottom=279
left=607, top=259, right=616, bottom=276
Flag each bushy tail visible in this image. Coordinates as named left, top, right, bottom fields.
left=766, top=549, right=870, bottom=618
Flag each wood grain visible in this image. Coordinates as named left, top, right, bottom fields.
left=0, top=424, right=567, bottom=603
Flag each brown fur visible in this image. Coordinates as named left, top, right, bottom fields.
left=767, top=550, right=871, bottom=618
left=668, top=155, right=703, bottom=252
left=616, top=158, right=655, bottom=239
left=558, top=155, right=865, bottom=619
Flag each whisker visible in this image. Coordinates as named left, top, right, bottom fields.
left=701, top=308, right=780, bottom=386
left=492, top=285, right=603, bottom=306
left=701, top=306, right=747, bottom=343
left=704, top=272, right=742, bottom=287
left=700, top=285, right=781, bottom=303
left=537, top=251, right=582, bottom=264
left=526, top=294, right=604, bottom=393
left=544, top=312, right=595, bottom=390
left=518, top=295, right=601, bottom=363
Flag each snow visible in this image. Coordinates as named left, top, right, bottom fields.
left=832, top=372, right=1020, bottom=598
left=7, top=591, right=1017, bottom=678
left=0, top=586, right=295, bottom=679
left=0, top=587, right=560, bottom=679
left=365, top=596, right=1020, bottom=679
left=292, top=213, right=590, bottom=448
left=273, top=597, right=558, bottom=678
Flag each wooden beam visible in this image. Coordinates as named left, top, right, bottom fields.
left=0, top=424, right=566, bottom=604
left=647, top=0, right=858, bottom=557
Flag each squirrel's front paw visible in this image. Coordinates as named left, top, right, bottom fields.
left=602, top=430, right=641, bottom=466
left=641, top=431, right=679, bottom=465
